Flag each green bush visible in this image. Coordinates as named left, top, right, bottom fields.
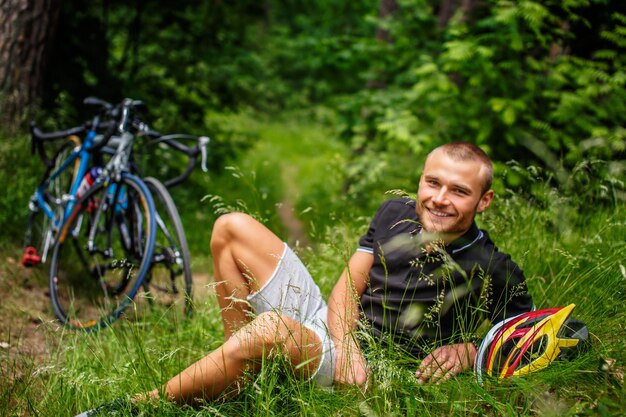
left=0, top=131, right=48, bottom=248
left=336, top=2, right=626, bottom=206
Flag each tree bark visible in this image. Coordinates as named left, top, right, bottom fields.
left=367, top=0, right=398, bottom=89
left=374, top=0, right=399, bottom=44
left=438, top=0, right=479, bottom=28
left=0, top=0, right=61, bottom=132
left=438, top=0, right=480, bottom=88
left=438, top=0, right=458, bottom=29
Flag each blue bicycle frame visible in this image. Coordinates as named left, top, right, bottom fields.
left=35, top=129, right=99, bottom=231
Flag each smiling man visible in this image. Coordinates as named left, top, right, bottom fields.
left=416, top=144, right=494, bottom=240
left=332, top=142, right=532, bottom=386
left=77, top=142, right=533, bottom=415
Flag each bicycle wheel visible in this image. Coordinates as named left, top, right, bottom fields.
left=23, top=140, right=77, bottom=266
left=48, top=173, right=156, bottom=330
left=142, top=177, right=193, bottom=317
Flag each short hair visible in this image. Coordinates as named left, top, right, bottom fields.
left=430, top=142, right=493, bottom=194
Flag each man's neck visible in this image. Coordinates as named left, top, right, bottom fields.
left=419, top=223, right=480, bottom=252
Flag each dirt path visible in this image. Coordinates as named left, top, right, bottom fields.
left=277, top=199, right=311, bottom=248
left=0, top=254, right=55, bottom=374
left=276, top=164, right=311, bottom=249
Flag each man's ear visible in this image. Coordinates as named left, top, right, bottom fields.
left=477, top=189, right=494, bottom=213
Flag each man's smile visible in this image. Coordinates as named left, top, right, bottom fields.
left=426, top=207, right=453, bottom=218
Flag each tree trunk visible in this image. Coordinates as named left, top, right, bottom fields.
left=0, top=0, right=61, bottom=132
left=438, top=0, right=479, bottom=28
left=374, top=0, right=399, bottom=44
left=344, top=0, right=398, bottom=195
left=438, top=0, right=480, bottom=88
left=367, top=0, right=398, bottom=89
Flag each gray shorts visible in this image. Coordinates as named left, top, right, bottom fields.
left=247, top=243, right=335, bottom=386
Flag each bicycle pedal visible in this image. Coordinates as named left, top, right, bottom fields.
left=22, top=246, right=42, bottom=267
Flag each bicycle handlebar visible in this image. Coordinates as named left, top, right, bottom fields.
left=29, top=120, right=118, bottom=167
left=141, top=131, right=210, bottom=187
left=30, top=96, right=210, bottom=186
left=30, top=123, right=86, bottom=141
left=29, top=122, right=86, bottom=168
left=83, top=96, right=113, bottom=112
left=29, top=96, right=119, bottom=166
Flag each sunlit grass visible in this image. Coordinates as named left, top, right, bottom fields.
left=12, top=180, right=620, bottom=417
left=1, top=116, right=625, bottom=416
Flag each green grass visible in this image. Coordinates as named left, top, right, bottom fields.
left=1, top=113, right=625, bottom=416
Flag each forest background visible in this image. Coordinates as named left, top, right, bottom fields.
left=0, top=0, right=625, bottom=416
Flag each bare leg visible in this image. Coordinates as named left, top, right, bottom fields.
left=210, top=213, right=285, bottom=339
left=145, top=312, right=323, bottom=404
left=124, top=214, right=323, bottom=407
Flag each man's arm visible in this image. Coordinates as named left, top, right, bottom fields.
left=327, top=251, right=373, bottom=386
left=415, top=253, right=533, bottom=384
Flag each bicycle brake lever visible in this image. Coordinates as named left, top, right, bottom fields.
left=199, top=136, right=210, bottom=172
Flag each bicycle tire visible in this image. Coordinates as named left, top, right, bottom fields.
left=24, top=141, right=77, bottom=266
left=142, top=177, right=193, bottom=317
left=48, top=172, right=156, bottom=331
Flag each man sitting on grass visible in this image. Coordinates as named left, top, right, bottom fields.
left=79, top=142, right=533, bottom=414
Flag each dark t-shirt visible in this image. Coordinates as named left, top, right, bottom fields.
left=357, top=198, right=533, bottom=356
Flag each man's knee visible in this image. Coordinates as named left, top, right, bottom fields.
left=211, top=212, right=254, bottom=252
left=227, top=312, right=322, bottom=377
left=232, top=311, right=290, bottom=358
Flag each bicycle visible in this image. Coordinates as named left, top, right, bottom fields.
left=22, top=97, right=118, bottom=268
left=47, top=98, right=158, bottom=330
left=94, top=101, right=209, bottom=318
left=26, top=97, right=207, bottom=329
left=131, top=131, right=209, bottom=318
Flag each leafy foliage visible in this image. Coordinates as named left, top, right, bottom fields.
left=3, top=3, right=626, bottom=414
left=0, top=133, right=46, bottom=247
left=43, top=0, right=377, bottom=129
left=2, top=172, right=624, bottom=416
left=30, top=0, right=626, bottom=210
left=335, top=1, right=626, bottom=206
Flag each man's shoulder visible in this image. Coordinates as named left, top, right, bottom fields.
left=364, top=198, right=417, bottom=231
left=465, top=229, right=523, bottom=273
left=476, top=229, right=510, bottom=258
left=378, top=197, right=416, bottom=213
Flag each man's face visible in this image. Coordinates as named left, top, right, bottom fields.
left=416, top=149, right=494, bottom=242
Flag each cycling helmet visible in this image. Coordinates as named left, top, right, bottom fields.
left=475, top=304, right=589, bottom=384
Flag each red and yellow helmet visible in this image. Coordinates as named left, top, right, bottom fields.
left=474, top=304, right=589, bottom=384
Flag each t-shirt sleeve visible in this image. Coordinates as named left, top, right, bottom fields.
left=487, top=256, right=534, bottom=324
left=357, top=200, right=392, bottom=254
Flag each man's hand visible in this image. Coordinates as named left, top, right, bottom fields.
left=334, top=340, right=369, bottom=386
left=415, top=342, right=477, bottom=384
